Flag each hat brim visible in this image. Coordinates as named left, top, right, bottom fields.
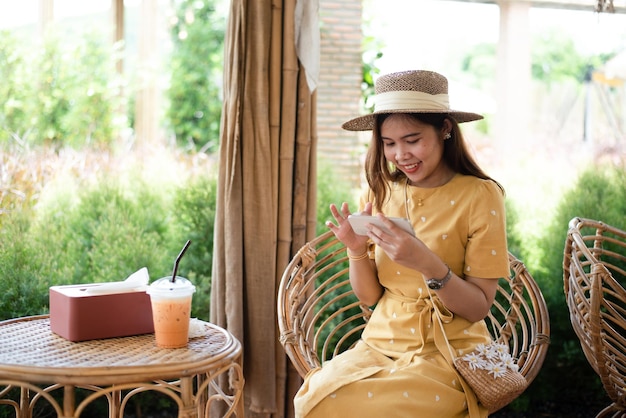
left=342, top=109, right=484, bottom=131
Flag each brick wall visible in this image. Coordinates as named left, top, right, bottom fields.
left=317, top=0, right=364, bottom=187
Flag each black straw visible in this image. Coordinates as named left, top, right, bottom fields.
left=170, top=240, right=191, bottom=283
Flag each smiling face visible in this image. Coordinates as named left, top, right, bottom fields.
left=380, top=113, right=454, bottom=188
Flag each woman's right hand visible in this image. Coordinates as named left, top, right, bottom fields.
left=326, top=202, right=371, bottom=252
left=328, top=201, right=382, bottom=306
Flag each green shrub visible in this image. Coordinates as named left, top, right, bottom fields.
left=0, top=209, right=49, bottom=319
left=316, top=159, right=361, bottom=235
left=0, top=30, right=32, bottom=144
left=27, top=179, right=170, bottom=287
left=168, top=175, right=218, bottom=320
left=0, top=164, right=217, bottom=321
left=522, top=164, right=626, bottom=406
left=33, top=30, right=123, bottom=147
left=58, top=33, right=122, bottom=147
left=313, top=160, right=357, bottom=354
left=167, top=0, right=225, bottom=152
left=505, top=197, right=523, bottom=258
left=0, top=28, right=122, bottom=148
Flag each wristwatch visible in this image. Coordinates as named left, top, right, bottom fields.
left=426, top=266, right=452, bottom=290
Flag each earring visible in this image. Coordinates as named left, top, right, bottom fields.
left=444, top=133, right=451, bottom=140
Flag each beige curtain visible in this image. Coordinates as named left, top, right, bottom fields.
left=211, top=0, right=318, bottom=416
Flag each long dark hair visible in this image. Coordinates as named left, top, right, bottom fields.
left=363, top=113, right=504, bottom=211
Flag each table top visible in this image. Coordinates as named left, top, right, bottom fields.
left=0, top=315, right=241, bottom=386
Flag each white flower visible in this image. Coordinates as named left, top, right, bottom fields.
left=502, top=356, right=519, bottom=372
left=475, top=343, right=490, bottom=356
left=460, top=342, right=519, bottom=378
left=483, top=345, right=500, bottom=360
left=493, top=343, right=510, bottom=357
left=461, top=352, right=487, bottom=371
left=486, top=361, right=508, bottom=378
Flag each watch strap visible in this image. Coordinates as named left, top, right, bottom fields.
left=427, top=265, right=452, bottom=289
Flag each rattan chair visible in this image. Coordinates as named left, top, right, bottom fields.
left=563, top=217, right=626, bottom=418
left=278, top=230, right=550, bottom=413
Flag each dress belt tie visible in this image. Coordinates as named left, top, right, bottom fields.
left=385, top=291, right=482, bottom=417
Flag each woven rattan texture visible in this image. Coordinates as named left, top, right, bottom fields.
left=563, top=217, right=626, bottom=417
left=341, top=70, right=484, bottom=130
left=454, top=356, right=527, bottom=412
left=278, top=230, right=550, bottom=413
left=0, top=315, right=239, bottom=384
left=375, top=70, right=446, bottom=95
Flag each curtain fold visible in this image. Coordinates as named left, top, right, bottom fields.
left=212, top=0, right=318, bottom=416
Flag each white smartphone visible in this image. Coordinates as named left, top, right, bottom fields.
left=347, top=215, right=415, bottom=236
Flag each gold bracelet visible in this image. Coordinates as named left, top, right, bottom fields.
left=347, top=249, right=369, bottom=261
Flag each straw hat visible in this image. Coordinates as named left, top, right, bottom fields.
left=342, top=70, right=484, bottom=131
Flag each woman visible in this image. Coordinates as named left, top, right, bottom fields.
left=293, top=70, right=510, bottom=417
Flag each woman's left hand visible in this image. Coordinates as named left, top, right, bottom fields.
left=366, top=213, right=430, bottom=271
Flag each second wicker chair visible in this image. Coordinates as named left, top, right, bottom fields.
left=563, top=217, right=626, bottom=418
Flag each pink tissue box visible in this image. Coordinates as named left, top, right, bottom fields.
left=49, top=283, right=154, bottom=342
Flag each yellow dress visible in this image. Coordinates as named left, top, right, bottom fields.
left=293, top=174, right=510, bottom=418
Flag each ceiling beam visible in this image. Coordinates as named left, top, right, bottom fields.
left=459, top=0, right=626, bottom=13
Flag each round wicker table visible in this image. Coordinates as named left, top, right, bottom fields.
left=0, top=315, right=243, bottom=418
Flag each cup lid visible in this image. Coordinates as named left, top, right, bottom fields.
left=147, top=276, right=196, bottom=295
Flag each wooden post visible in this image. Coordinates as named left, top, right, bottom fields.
left=38, top=0, right=53, bottom=39
left=134, top=0, right=162, bottom=148
left=495, top=0, right=531, bottom=152
left=112, top=0, right=125, bottom=74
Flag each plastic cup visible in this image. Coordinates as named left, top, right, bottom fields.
left=147, top=276, right=196, bottom=348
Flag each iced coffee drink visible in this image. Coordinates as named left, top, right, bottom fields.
left=147, top=276, right=196, bottom=348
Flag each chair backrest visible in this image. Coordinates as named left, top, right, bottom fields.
left=278, top=230, right=550, bottom=411
left=563, top=217, right=626, bottom=413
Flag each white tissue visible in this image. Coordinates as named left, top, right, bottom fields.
left=188, top=318, right=207, bottom=338
left=85, top=267, right=150, bottom=295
